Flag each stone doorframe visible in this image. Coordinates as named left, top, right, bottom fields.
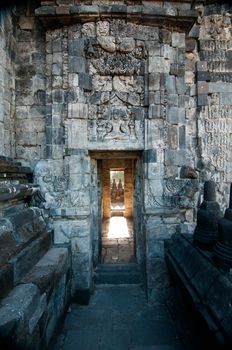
left=34, top=2, right=199, bottom=302
left=90, top=150, right=142, bottom=266
left=90, top=151, right=140, bottom=218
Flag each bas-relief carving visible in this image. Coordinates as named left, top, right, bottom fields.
left=88, top=105, right=139, bottom=142
left=34, top=161, right=90, bottom=210
left=85, top=22, right=147, bottom=76
left=85, top=21, right=146, bottom=146
left=199, top=94, right=232, bottom=182
left=146, top=178, right=199, bottom=209
left=200, top=13, right=232, bottom=40
left=90, top=54, right=142, bottom=76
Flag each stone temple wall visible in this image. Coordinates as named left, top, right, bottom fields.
left=14, top=2, right=47, bottom=168
left=1, top=1, right=232, bottom=304
left=32, top=0, right=200, bottom=301
left=184, top=2, right=232, bottom=212
left=0, top=8, right=16, bottom=157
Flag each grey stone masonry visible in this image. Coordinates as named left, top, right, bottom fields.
left=0, top=157, right=71, bottom=349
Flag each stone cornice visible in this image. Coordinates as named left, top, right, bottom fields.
left=35, top=4, right=198, bottom=32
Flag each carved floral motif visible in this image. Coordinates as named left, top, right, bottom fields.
left=146, top=178, right=199, bottom=209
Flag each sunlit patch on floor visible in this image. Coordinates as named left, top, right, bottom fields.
left=101, top=216, right=135, bottom=263
left=108, top=217, right=129, bottom=239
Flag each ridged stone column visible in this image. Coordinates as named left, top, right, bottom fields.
left=194, top=180, right=222, bottom=249
left=214, top=184, right=232, bottom=271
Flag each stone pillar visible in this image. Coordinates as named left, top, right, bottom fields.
left=214, top=184, right=232, bottom=271
left=194, top=180, right=222, bottom=250
left=124, top=160, right=133, bottom=218
left=102, top=160, right=111, bottom=219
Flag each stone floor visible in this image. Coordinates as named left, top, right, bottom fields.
left=101, top=217, right=135, bottom=263
left=50, top=285, right=185, bottom=350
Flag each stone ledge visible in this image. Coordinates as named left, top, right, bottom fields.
left=0, top=246, right=71, bottom=349
left=0, top=158, right=32, bottom=181
left=165, top=234, right=232, bottom=347
left=21, top=246, right=70, bottom=294
left=35, top=5, right=197, bottom=31
left=0, top=184, right=42, bottom=202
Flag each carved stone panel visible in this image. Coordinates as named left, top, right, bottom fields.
left=198, top=94, right=232, bottom=182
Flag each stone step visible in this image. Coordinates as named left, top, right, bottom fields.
left=130, top=346, right=180, bottom=350
left=95, top=263, right=141, bottom=285
left=0, top=246, right=71, bottom=349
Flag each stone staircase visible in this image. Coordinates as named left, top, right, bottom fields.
left=95, top=263, right=141, bottom=285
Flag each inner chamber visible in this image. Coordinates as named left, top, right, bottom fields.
left=100, top=158, right=135, bottom=264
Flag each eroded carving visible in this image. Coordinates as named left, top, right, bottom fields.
left=199, top=93, right=232, bottom=181
left=88, top=106, right=137, bottom=142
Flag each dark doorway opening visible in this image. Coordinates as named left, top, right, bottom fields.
left=90, top=151, right=141, bottom=265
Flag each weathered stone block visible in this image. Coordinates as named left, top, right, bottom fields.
left=197, top=71, right=210, bottom=82
left=197, top=81, right=209, bottom=95
left=0, top=283, right=40, bottom=338
left=7, top=208, right=46, bottom=244
left=10, top=239, right=40, bottom=284
left=179, top=125, right=186, bottom=149
left=149, top=57, right=170, bottom=73
left=172, top=32, right=185, bottom=48
left=68, top=103, right=88, bottom=119
left=168, top=125, right=178, bottom=149
left=54, top=218, right=90, bottom=244
left=209, top=82, right=232, bottom=93
left=176, top=77, right=187, bottom=95
left=167, top=107, right=178, bottom=124
left=165, top=75, right=176, bottom=94
left=22, top=247, right=69, bottom=293
left=66, top=154, right=90, bottom=174
left=220, top=93, right=232, bottom=105
left=69, top=56, right=86, bottom=73
left=78, top=73, right=92, bottom=91
left=197, top=94, right=208, bottom=106
left=52, top=39, right=62, bottom=53
left=79, top=5, right=99, bottom=15
left=167, top=94, right=178, bottom=107
left=144, top=149, right=157, bottom=163
left=72, top=236, right=91, bottom=254
left=68, top=39, right=85, bottom=57
left=111, top=4, right=127, bottom=14
left=159, top=29, right=172, bottom=44
left=148, top=73, right=160, bottom=91
left=186, top=38, right=196, bottom=52
left=165, top=149, right=186, bottom=166
left=146, top=41, right=160, bottom=56
left=149, top=91, right=160, bottom=105
left=196, top=61, right=207, bottom=72
left=35, top=6, right=56, bottom=16
left=52, top=89, right=65, bottom=103
left=148, top=104, right=161, bottom=119
left=0, top=265, right=14, bottom=300
left=56, top=6, right=70, bottom=15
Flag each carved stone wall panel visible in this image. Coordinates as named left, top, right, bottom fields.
left=198, top=93, right=232, bottom=182
left=80, top=20, right=148, bottom=150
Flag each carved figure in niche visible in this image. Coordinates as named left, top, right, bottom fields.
left=111, top=179, right=117, bottom=200
left=104, top=108, right=131, bottom=141
left=82, top=22, right=96, bottom=37
left=113, top=76, right=134, bottom=93
left=200, top=13, right=232, bottom=40
left=96, top=21, right=110, bottom=37
left=97, top=36, right=116, bottom=53
left=88, top=106, right=137, bottom=142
